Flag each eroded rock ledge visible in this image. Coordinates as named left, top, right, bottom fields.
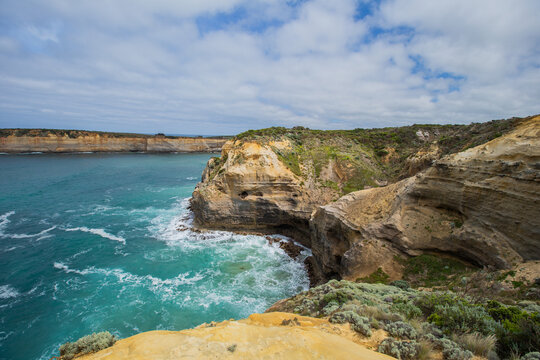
left=191, top=116, right=540, bottom=282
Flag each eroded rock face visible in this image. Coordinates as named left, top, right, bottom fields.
left=77, top=312, right=393, bottom=360
left=0, top=134, right=226, bottom=153
left=311, top=117, right=540, bottom=280
left=191, top=139, right=334, bottom=244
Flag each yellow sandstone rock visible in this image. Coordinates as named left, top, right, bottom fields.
left=78, top=312, right=395, bottom=360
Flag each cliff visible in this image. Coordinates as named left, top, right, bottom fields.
left=191, top=115, right=539, bottom=281
left=75, top=312, right=393, bottom=360
left=310, top=116, right=539, bottom=280
left=0, top=129, right=228, bottom=153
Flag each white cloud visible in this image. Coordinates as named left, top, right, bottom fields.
left=0, top=0, right=538, bottom=134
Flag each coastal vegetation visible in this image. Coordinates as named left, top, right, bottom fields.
left=58, top=332, right=116, bottom=360
left=268, top=279, right=540, bottom=359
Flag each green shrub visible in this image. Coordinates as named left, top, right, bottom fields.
left=427, top=338, right=473, bottom=360
left=384, top=321, right=418, bottom=340
left=403, top=254, right=472, bottom=287
left=356, top=268, right=390, bottom=284
left=390, top=280, right=410, bottom=290
left=521, top=352, right=540, bottom=360
left=378, top=338, right=419, bottom=360
left=322, top=301, right=340, bottom=315
left=59, top=331, right=116, bottom=360
left=391, top=302, right=422, bottom=319
left=329, top=311, right=372, bottom=336
left=322, top=288, right=357, bottom=306
left=442, top=345, right=474, bottom=360
left=487, top=301, right=540, bottom=358
left=427, top=303, right=498, bottom=335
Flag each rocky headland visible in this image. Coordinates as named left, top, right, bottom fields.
left=0, top=129, right=228, bottom=153
left=191, top=115, right=540, bottom=283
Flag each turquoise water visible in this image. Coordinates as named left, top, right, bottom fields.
left=0, top=153, right=309, bottom=360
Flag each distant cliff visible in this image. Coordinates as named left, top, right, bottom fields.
left=191, top=115, right=539, bottom=283
left=0, top=129, right=229, bottom=153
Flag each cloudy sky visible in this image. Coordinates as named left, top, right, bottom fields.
left=0, top=0, right=539, bottom=135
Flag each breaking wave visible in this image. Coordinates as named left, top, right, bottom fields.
left=64, top=227, right=126, bottom=244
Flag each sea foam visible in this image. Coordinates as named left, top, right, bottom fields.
left=64, top=227, right=126, bottom=244
left=0, top=285, right=20, bottom=299
left=0, top=211, right=15, bottom=235
left=8, top=226, right=56, bottom=240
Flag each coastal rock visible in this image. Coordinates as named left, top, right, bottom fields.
left=191, top=115, right=538, bottom=282
left=76, top=312, right=393, bottom=360
left=310, top=116, right=540, bottom=280
left=191, top=139, right=332, bottom=244
left=0, top=131, right=227, bottom=153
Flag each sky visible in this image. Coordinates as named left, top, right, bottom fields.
left=0, top=0, right=539, bottom=135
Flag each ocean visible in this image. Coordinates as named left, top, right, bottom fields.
left=0, top=153, right=309, bottom=360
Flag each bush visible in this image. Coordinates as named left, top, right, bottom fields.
left=356, top=267, right=390, bottom=284
left=426, top=301, right=498, bottom=335
left=442, top=345, right=474, bottom=360
left=59, top=331, right=116, bottom=360
left=385, top=321, right=418, bottom=340
left=378, top=338, right=419, bottom=360
left=415, top=292, right=462, bottom=314
left=521, top=352, right=540, bottom=360
left=329, top=311, right=372, bottom=336
left=487, top=301, right=540, bottom=358
left=391, top=302, right=422, bottom=319
left=322, top=301, right=340, bottom=315
left=390, top=280, right=410, bottom=290
left=427, top=337, right=473, bottom=360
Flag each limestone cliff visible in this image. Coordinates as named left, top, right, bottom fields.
left=191, top=139, right=336, bottom=243
left=191, top=115, right=539, bottom=281
left=0, top=129, right=227, bottom=153
left=310, top=116, right=540, bottom=280
left=76, top=312, right=393, bottom=360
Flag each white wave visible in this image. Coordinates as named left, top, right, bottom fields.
left=0, top=152, right=9, bottom=155
left=0, top=284, right=20, bottom=299
left=0, top=331, right=14, bottom=341
left=2, top=246, right=20, bottom=252
left=65, top=227, right=126, bottom=244
left=8, top=226, right=56, bottom=239
left=53, top=262, right=203, bottom=300
left=0, top=211, right=15, bottom=235
left=145, top=197, right=310, bottom=312
left=185, top=176, right=197, bottom=180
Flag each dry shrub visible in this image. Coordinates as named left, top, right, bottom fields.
left=452, top=332, right=496, bottom=357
